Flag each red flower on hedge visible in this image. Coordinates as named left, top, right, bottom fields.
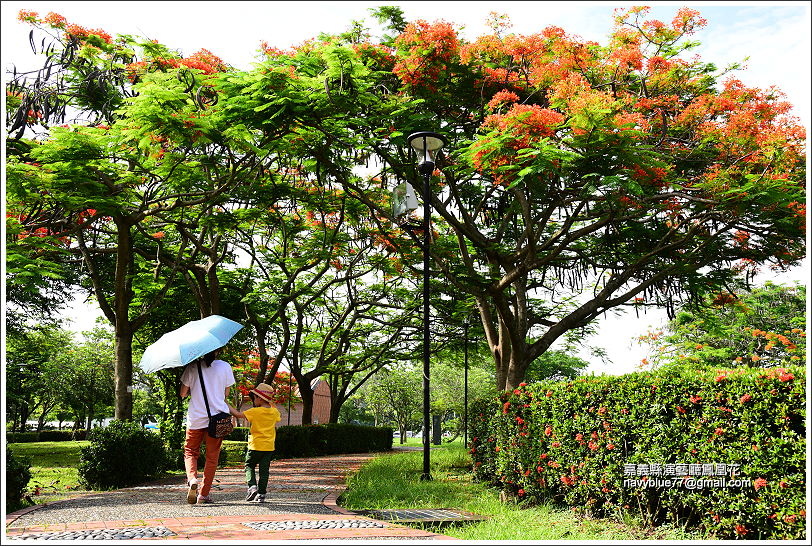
left=588, top=441, right=598, bottom=451
left=779, top=372, right=794, bottom=382
left=753, top=477, right=767, bottom=491
left=551, top=441, right=561, bottom=448
left=783, top=514, right=797, bottom=524
left=713, top=427, right=724, bottom=436
left=689, top=395, right=702, bottom=404
left=735, top=524, right=748, bottom=536
left=739, top=394, right=752, bottom=403
left=606, top=443, right=615, bottom=450
left=676, top=405, right=686, bottom=414
left=518, top=488, right=525, bottom=496
left=544, top=426, right=553, bottom=437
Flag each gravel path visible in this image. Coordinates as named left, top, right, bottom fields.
left=8, top=454, right=377, bottom=527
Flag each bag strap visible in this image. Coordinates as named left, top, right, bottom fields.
left=197, top=361, right=213, bottom=419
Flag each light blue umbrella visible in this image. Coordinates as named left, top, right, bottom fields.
left=138, top=315, right=244, bottom=373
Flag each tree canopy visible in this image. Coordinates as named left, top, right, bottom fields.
left=5, top=5, right=805, bottom=419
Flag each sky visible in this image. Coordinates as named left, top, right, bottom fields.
left=2, top=1, right=810, bottom=375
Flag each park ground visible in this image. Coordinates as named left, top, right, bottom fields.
left=8, top=437, right=702, bottom=541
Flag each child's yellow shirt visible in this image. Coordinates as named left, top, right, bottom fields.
left=244, top=406, right=281, bottom=451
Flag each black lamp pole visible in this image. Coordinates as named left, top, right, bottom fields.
left=287, top=370, right=292, bottom=426
left=407, top=131, right=446, bottom=482
left=463, top=317, right=469, bottom=448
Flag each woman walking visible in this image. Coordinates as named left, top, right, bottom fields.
left=179, top=349, right=236, bottom=504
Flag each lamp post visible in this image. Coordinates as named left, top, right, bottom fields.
left=287, top=369, right=292, bottom=426
left=407, top=131, right=447, bottom=481
left=463, top=317, right=469, bottom=448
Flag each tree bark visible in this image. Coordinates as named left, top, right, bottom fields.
left=298, top=379, right=314, bottom=425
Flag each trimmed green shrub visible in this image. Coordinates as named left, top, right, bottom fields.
left=469, top=366, right=805, bottom=540
left=194, top=424, right=392, bottom=463
left=5, top=432, right=40, bottom=443
left=225, top=427, right=250, bottom=441
left=223, top=424, right=393, bottom=460
left=78, top=421, right=167, bottom=489
left=6, top=430, right=88, bottom=443
left=320, top=423, right=393, bottom=454
left=38, top=429, right=88, bottom=441
left=5, top=446, right=32, bottom=511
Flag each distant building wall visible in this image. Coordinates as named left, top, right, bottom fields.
left=236, top=379, right=331, bottom=427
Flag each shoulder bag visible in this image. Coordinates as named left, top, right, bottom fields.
left=197, top=362, right=235, bottom=439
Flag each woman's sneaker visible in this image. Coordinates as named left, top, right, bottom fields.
left=186, top=480, right=198, bottom=504
left=196, top=495, right=213, bottom=504
left=245, top=485, right=258, bottom=502
left=256, top=494, right=265, bottom=503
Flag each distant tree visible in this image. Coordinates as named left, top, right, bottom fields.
left=523, top=350, right=590, bottom=383
left=55, top=327, right=116, bottom=430
left=429, top=354, right=497, bottom=440
left=5, top=327, right=74, bottom=432
left=638, top=282, right=806, bottom=369
left=365, top=365, right=423, bottom=443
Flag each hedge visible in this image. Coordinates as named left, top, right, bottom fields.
left=6, top=430, right=88, bottom=443
left=469, top=366, right=805, bottom=540
left=221, top=424, right=393, bottom=459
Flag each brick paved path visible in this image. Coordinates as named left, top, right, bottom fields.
left=5, top=452, right=457, bottom=541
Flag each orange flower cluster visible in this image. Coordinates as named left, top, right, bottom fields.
left=393, top=20, right=459, bottom=91
left=486, top=89, right=520, bottom=111
left=18, top=10, right=112, bottom=44
left=125, top=48, right=226, bottom=82
left=483, top=104, right=564, bottom=140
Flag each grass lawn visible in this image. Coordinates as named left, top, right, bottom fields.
left=8, top=441, right=91, bottom=505
left=340, top=444, right=703, bottom=541
left=7, top=439, right=247, bottom=509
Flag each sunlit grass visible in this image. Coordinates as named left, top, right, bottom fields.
left=8, top=441, right=91, bottom=505
left=340, top=444, right=703, bottom=541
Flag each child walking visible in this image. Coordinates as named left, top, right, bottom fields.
left=228, top=383, right=281, bottom=502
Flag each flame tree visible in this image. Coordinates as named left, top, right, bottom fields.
left=236, top=6, right=804, bottom=390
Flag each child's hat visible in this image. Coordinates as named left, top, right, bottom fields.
left=250, top=383, right=275, bottom=403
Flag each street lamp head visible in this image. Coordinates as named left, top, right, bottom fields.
left=408, top=131, right=447, bottom=175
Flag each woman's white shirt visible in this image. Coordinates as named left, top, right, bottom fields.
left=181, top=359, right=236, bottom=430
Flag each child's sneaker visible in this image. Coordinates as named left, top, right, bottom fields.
left=256, top=494, right=265, bottom=503
left=186, top=479, right=198, bottom=504
left=196, top=495, right=213, bottom=504
left=245, top=485, right=258, bottom=502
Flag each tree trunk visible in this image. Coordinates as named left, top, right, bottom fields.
left=298, top=381, right=314, bottom=425
left=114, top=325, right=134, bottom=420
left=18, top=404, right=32, bottom=432
left=329, top=399, right=342, bottom=423
left=37, top=411, right=47, bottom=432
